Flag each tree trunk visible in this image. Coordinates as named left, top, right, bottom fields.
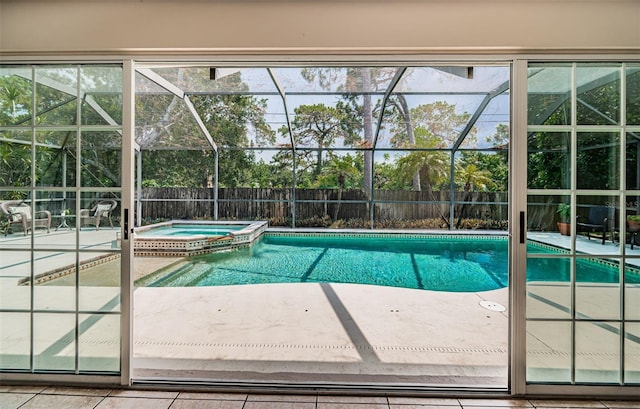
left=456, top=182, right=472, bottom=229
left=334, top=188, right=342, bottom=221
left=362, top=69, right=373, bottom=198
left=316, top=145, right=323, bottom=176
left=397, top=96, right=420, bottom=191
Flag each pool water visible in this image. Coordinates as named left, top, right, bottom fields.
left=141, top=235, right=509, bottom=292
left=138, top=235, right=640, bottom=292
left=526, top=242, right=639, bottom=284
left=137, top=224, right=246, bottom=237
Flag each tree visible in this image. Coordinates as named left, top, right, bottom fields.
left=374, top=153, right=406, bottom=190
left=394, top=128, right=450, bottom=195
left=385, top=94, right=420, bottom=190
left=457, top=163, right=494, bottom=192
left=316, top=153, right=363, bottom=220
left=283, top=103, right=356, bottom=178
left=139, top=70, right=274, bottom=188
left=486, top=123, right=509, bottom=148
left=395, top=101, right=477, bottom=149
left=1, top=67, right=124, bottom=192
left=273, top=100, right=364, bottom=221
left=459, top=123, right=509, bottom=192
left=454, top=162, right=495, bottom=228
left=301, top=68, right=399, bottom=196
left=460, top=151, right=507, bottom=192
left=388, top=101, right=477, bottom=191
left=0, top=75, right=32, bottom=125
left=0, top=141, right=31, bottom=194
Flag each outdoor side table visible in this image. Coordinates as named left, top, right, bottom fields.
left=56, top=213, right=74, bottom=230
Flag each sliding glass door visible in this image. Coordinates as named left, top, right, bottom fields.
left=525, top=62, right=640, bottom=386
left=0, top=65, right=124, bottom=377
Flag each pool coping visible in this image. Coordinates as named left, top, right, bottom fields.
left=267, top=228, right=509, bottom=240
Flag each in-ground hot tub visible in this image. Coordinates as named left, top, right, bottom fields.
left=133, top=220, right=268, bottom=256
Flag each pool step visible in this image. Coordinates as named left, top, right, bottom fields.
left=149, top=263, right=196, bottom=287
left=184, top=264, right=213, bottom=287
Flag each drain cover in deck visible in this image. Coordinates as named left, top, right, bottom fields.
left=479, top=300, right=506, bottom=312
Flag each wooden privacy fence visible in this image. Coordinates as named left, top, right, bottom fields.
left=140, top=188, right=508, bottom=224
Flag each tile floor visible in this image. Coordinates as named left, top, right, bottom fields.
left=1, top=386, right=640, bottom=409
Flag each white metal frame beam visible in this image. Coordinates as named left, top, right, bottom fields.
left=372, top=67, right=406, bottom=149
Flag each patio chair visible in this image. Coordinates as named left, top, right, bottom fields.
left=0, top=200, right=51, bottom=235
left=79, top=199, right=117, bottom=230
left=576, top=205, right=615, bottom=245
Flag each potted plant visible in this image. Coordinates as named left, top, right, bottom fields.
left=627, top=214, right=640, bottom=230
left=557, top=203, right=571, bottom=236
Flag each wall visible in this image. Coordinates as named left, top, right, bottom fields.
left=1, top=0, right=638, bottom=56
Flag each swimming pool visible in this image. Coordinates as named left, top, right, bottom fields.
left=133, top=220, right=268, bottom=256
left=137, top=233, right=640, bottom=292
left=139, top=233, right=509, bottom=292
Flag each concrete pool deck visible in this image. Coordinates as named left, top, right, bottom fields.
left=133, top=283, right=510, bottom=386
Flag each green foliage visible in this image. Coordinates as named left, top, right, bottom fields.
left=627, top=215, right=640, bottom=223
left=0, top=75, right=32, bottom=125
left=290, top=217, right=508, bottom=230
left=456, top=163, right=495, bottom=192
left=0, top=140, right=31, bottom=188
left=557, top=203, right=571, bottom=222
left=1, top=67, right=124, bottom=191
left=390, top=101, right=477, bottom=149
left=395, top=128, right=450, bottom=192
left=528, top=67, right=637, bottom=190
left=576, top=132, right=620, bottom=190
left=459, top=151, right=507, bottom=192
left=374, top=156, right=407, bottom=190
left=295, top=215, right=333, bottom=228
left=284, top=103, right=359, bottom=177
left=527, top=131, right=570, bottom=189
left=140, top=88, right=272, bottom=188
left=314, top=153, right=363, bottom=189
left=142, top=149, right=219, bottom=187
left=628, top=69, right=640, bottom=125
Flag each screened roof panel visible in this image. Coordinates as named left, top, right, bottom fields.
left=263, top=95, right=292, bottom=148
left=285, top=94, right=364, bottom=149
left=35, top=66, right=78, bottom=93
left=135, top=94, right=211, bottom=150
left=132, top=64, right=511, bottom=152
left=33, top=67, right=79, bottom=126
left=270, top=67, right=394, bottom=94
left=1, top=66, right=31, bottom=78
left=80, top=66, right=122, bottom=94
left=576, top=64, right=621, bottom=90
left=150, top=67, right=279, bottom=94
left=135, top=71, right=173, bottom=94
left=394, top=66, right=509, bottom=94
left=375, top=93, right=487, bottom=150
left=35, top=130, right=72, bottom=149
left=472, top=93, right=510, bottom=149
